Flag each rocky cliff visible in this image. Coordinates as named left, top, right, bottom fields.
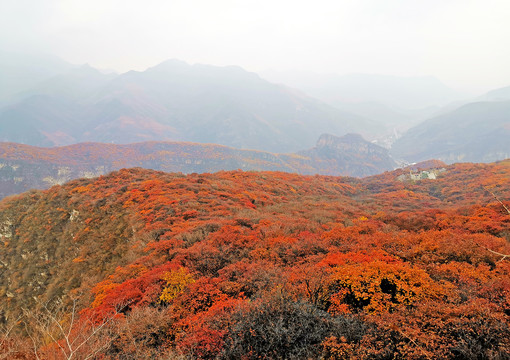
left=299, top=133, right=397, bottom=177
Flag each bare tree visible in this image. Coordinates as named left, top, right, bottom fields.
left=22, top=299, right=117, bottom=360
left=486, top=188, right=510, bottom=216
left=483, top=187, right=510, bottom=262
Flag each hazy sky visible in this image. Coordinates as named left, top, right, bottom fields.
left=1, top=0, right=510, bottom=93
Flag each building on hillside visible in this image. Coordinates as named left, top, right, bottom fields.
left=397, top=168, right=446, bottom=182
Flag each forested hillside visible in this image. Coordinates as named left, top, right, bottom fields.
left=0, top=161, right=509, bottom=359
left=0, top=134, right=396, bottom=199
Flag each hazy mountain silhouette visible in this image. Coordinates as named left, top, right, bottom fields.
left=15, top=64, right=117, bottom=102
left=478, top=85, right=510, bottom=102
left=0, top=51, right=74, bottom=106
left=0, top=60, right=381, bottom=153
left=391, top=100, right=510, bottom=163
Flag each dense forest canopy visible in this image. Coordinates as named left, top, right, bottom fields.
left=0, top=160, right=509, bottom=359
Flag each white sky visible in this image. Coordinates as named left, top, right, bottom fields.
left=1, top=0, right=510, bottom=93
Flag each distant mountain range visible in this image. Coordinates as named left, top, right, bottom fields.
left=0, top=133, right=396, bottom=199
left=1, top=52, right=510, bottom=169
left=263, top=70, right=510, bottom=164
left=260, top=70, right=467, bottom=147
left=0, top=58, right=383, bottom=153
left=391, top=100, right=510, bottom=163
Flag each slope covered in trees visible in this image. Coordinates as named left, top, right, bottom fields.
left=0, top=160, right=509, bottom=359
left=0, top=134, right=396, bottom=199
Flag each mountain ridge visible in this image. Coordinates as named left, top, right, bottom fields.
left=391, top=100, right=510, bottom=163
left=0, top=60, right=381, bottom=153
left=0, top=133, right=396, bottom=199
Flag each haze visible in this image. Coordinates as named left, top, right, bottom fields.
left=1, top=0, right=510, bottom=94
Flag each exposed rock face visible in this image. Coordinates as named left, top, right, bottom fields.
left=0, top=136, right=397, bottom=199
left=0, top=219, right=13, bottom=239
left=299, top=134, right=397, bottom=177
left=0, top=160, right=108, bottom=199
left=316, top=133, right=390, bottom=155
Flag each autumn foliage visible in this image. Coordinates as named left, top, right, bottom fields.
left=0, top=160, right=510, bottom=358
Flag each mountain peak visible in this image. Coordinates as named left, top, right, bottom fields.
left=299, top=133, right=397, bottom=177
